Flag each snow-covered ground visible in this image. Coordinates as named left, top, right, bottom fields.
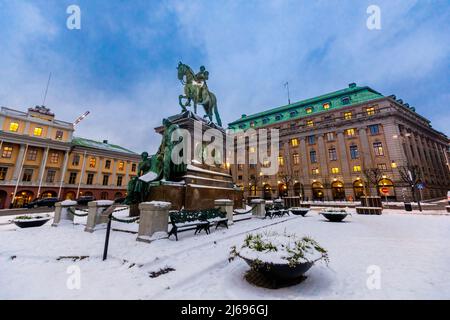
left=0, top=208, right=449, bottom=299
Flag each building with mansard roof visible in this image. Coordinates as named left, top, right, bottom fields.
left=228, top=83, right=450, bottom=202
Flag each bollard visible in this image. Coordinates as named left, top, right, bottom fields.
left=52, top=200, right=77, bottom=226
left=214, top=199, right=234, bottom=225
left=251, top=199, right=266, bottom=219
left=136, top=201, right=171, bottom=243
left=84, top=200, right=114, bottom=233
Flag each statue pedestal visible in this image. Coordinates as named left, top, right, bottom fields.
left=148, top=112, right=243, bottom=210
left=129, top=203, right=140, bottom=217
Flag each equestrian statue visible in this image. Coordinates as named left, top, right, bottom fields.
left=177, top=62, right=222, bottom=127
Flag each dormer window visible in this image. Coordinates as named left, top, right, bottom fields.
left=262, top=117, right=270, bottom=124
left=238, top=123, right=246, bottom=129
left=306, top=107, right=313, bottom=114
left=342, top=97, right=351, bottom=105
left=323, top=102, right=331, bottom=110
left=275, top=114, right=283, bottom=121
left=289, top=110, right=298, bottom=118
left=250, top=121, right=256, bottom=127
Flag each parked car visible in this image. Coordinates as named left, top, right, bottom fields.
left=76, top=196, right=96, bottom=206
left=26, top=197, right=59, bottom=209
left=447, top=190, right=450, bottom=205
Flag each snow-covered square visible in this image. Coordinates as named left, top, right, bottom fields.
left=1, top=207, right=449, bottom=300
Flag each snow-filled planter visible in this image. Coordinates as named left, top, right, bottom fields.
left=320, top=208, right=350, bottom=222
left=230, top=232, right=328, bottom=280
left=12, top=214, right=52, bottom=228
left=289, top=207, right=310, bottom=216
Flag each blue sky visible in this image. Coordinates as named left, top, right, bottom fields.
left=0, top=0, right=449, bottom=152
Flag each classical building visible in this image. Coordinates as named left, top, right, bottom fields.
left=228, top=83, right=450, bottom=202
left=0, top=106, right=140, bottom=208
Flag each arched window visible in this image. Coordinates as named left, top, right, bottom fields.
left=312, top=182, right=324, bottom=201
left=331, top=181, right=345, bottom=200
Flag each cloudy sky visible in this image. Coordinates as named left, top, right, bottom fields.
left=0, top=0, right=449, bottom=153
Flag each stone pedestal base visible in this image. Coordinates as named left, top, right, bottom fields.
left=136, top=201, right=171, bottom=243
left=52, top=201, right=76, bottom=226
left=214, top=199, right=234, bottom=225
left=251, top=199, right=266, bottom=219
left=129, top=203, right=140, bottom=217
left=84, top=200, right=114, bottom=233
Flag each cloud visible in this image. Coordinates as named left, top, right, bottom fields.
left=0, top=0, right=449, bottom=156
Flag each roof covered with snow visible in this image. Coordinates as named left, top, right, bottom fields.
left=71, top=137, right=138, bottom=155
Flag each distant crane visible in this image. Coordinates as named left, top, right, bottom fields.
left=73, top=111, right=90, bottom=126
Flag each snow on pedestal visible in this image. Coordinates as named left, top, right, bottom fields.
left=214, top=199, right=234, bottom=225
left=250, top=199, right=266, bottom=218
left=136, top=201, right=172, bottom=243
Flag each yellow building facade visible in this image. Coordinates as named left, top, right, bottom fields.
left=0, top=106, right=140, bottom=208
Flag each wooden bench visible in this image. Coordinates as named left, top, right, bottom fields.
left=265, top=203, right=290, bottom=219
left=356, top=207, right=383, bottom=215
left=168, top=208, right=228, bottom=241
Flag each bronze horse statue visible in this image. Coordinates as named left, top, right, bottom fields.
left=177, top=62, right=222, bottom=127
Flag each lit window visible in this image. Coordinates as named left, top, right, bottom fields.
left=353, top=165, right=361, bottom=172
left=249, top=147, right=256, bottom=153
left=278, top=156, right=284, bottom=166
left=33, top=127, right=43, bottom=136
left=377, top=163, right=387, bottom=170
left=290, top=138, right=299, bottom=147
left=323, top=103, right=330, bottom=110
left=366, top=107, right=376, bottom=116
left=306, top=107, right=313, bottom=114
left=306, top=120, right=314, bottom=127
left=331, top=167, right=340, bottom=174
left=344, top=112, right=352, bottom=120
left=2, top=146, right=13, bottom=158
left=312, top=168, right=319, bottom=175
left=345, top=128, right=356, bottom=137
left=50, top=152, right=59, bottom=164
left=89, top=157, right=96, bottom=168
left=9, top=122, right=19, bottom=132
left=391, top=161, right=397, bottom=169
left=118, top=161, right=125, bottom=171
left=373, top=142, right=384, bottom=156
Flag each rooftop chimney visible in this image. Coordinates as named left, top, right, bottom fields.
left=103, top=140, right=108, bottom=144
left=348, top=83, right=357, bottom=88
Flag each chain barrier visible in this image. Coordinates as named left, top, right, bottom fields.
left=233, top=205, right=257, bottom=215
left=67, top=207, right=89, bottom=217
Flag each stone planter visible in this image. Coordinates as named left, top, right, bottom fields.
left=289, top=208, right=309, bottom=216
left=241, top=256, right=315, bottom=280
left=13, top=215, right=51, bottom=228
left=320, top=211, right=349, bottom=222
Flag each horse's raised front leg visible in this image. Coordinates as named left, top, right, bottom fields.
left=179, top=95, right=187, bottom=112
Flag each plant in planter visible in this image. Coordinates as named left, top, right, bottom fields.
left=12, top=214, right=52, bottom=228
left=319, top=207, right=350, bottom=222
left=230, top=232, right=328, bottom=280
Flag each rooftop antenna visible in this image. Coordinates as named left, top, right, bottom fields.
left=42, top=72, right=52, bottom=106
left=284, top=81, right=291, bottom=105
